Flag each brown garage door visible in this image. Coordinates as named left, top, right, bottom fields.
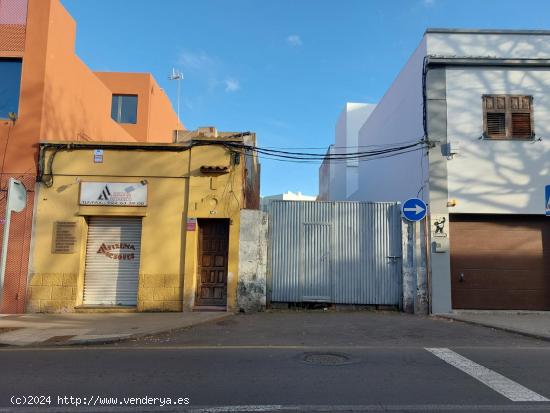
left=450, top=215, right=550, bottom=310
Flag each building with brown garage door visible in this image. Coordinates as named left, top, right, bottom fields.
left=0, top=0, right=182, bottom=313
left=28, top=129, right=260, bottom=313
left=339, top=29, right=550, bottom=312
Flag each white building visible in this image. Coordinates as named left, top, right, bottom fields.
left=319, top=103, right=376, bottom=201
left=318, top=145, right=334, bottom=201
left=354, top=29, right=550, bottom=313
left=261, top=191, right=317, bottom=210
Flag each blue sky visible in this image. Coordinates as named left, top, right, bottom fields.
left=62, top=0, right=550, bottom=196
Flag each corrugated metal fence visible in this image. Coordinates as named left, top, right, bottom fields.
left=269, top=201, right=402, bottom=305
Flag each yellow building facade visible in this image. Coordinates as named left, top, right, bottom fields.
left=28, top=134, right=259, bottom=313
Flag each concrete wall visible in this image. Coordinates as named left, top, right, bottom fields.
left=237, top=209, right=267, bottom=312
left=445, top=67, right=550, bottom=215
left=355, top=38, right=428, bottom=203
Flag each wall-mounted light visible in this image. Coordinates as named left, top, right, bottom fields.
left=447, top=199, right=457, bottom=207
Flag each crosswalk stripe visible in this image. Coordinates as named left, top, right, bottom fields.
left=426, top=347, right=549, bottom=402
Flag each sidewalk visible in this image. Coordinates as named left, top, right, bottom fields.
left=0, top=312, right=231, bottom=346
left=435, top=310, right=550, bottom=342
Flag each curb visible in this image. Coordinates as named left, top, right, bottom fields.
left=0, top=313, right=234, bottom=347
left=432, top=314, right=550, bottom=343
left=66, top=312, right=234, bottom=346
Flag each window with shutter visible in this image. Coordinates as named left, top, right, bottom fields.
left=483, top=95, right=534, bottom=139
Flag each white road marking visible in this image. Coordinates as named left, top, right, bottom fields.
left=426, top=347, right=549, bottom=402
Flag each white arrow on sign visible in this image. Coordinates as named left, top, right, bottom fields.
left=403, top=204, right=425, bottom=215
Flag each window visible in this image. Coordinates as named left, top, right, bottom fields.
left=483, top=95, right=533, bottom=139
left=0, top=59, right=22, bottom=119
left=111, top=94, right=138, bottom=124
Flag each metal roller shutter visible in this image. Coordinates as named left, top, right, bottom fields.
left=450, top=214, right=550, bottom=310
left=83, top=217, right=142, bottom=306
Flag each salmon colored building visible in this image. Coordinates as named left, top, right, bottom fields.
left=0, top=0, right=182, bottom=313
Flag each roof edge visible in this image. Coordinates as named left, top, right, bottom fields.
left=426, top=28, right=550, bottom=35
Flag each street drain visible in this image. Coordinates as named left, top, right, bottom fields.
left=301, top=352, right=352, bottom=366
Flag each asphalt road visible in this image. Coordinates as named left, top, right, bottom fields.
left=1, top=312, right=550, bottom=413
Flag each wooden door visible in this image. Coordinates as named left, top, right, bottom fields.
left=196, top=219, right=229, bottom=307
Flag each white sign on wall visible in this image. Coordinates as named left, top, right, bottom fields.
left=93, top=149, right=104, bottom=163
left=80, top=182, right=147, bottom=206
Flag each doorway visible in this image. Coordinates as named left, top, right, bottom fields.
left=195, top=219, right=230, bottom=308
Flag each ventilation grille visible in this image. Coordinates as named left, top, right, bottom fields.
left=52, top=222, right=77, bottom=254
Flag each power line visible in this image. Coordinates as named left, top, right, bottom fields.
left=219, top=140, right=428, bottom=162
left=259, top=138, right=424, bottom=151
left=236, top=144, right=428, bottom=164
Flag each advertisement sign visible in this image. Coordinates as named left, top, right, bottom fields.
left=80, top=182, right=147, bottom=206
left=546, top=185, right=550, bottom=216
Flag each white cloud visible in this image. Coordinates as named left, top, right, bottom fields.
left=176, top=50, right=241, bottom=98
left=286, top=34, right=302, bottom=47
left=224, top=78, right=240, bottom=92
left=423, top=0, right=435, bottom=6
left=178, top=50, right=215, bottom=71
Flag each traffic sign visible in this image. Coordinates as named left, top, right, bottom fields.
left=402, top=197, right=427, bottom=222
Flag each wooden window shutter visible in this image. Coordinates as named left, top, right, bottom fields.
left=483, top=95, right=534, bottom=139
left=510, top=95, right=533, bottom=138
left=52, top=221, right=77, bottom=253
left=483, top=96, right=506, bottom=138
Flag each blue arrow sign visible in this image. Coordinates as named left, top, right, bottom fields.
left=546, top=185, right=550, bottom=216
left=402, top=198, right=427, bottom=222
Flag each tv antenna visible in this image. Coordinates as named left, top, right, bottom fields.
left=168, top=68, right=184, bottom=124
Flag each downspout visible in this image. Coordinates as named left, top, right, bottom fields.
left=421, top=54, right=435, bottom=315
left=181, top=146, right=192, bottom=311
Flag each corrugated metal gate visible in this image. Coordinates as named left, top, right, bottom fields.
left=269, top=201, right=402, bottom=305
left=83, top=217, right=142, bottom=306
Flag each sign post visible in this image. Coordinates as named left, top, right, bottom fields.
left=0, top=179, right=27, bottom=299
left=401, top=197, right=428, bottom=314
